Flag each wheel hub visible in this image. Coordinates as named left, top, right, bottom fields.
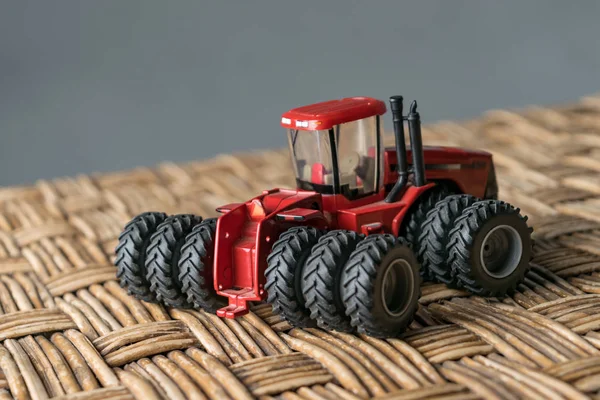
left=381, top=259, right=414, bottom=317
left=480, top=225, right=523, bottom=279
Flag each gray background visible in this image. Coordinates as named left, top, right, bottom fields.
left=1, top=1, right=599, bottom=186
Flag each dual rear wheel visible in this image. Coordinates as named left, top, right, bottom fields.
left=398, top=185, right=532, bottom=296
left=418, top=196, right=532, bottom=296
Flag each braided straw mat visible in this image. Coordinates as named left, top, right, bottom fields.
left=1, top=95, right=600, bottom=400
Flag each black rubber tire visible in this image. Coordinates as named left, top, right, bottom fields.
left=264, top=226, right=322, bottom=328
left=178, top=218, right=226, bottom=313
left=341, top=235, right=420, bottom=338
left=418, top=194, right=478, bottom=283
left=115, top=212, right=167, bottom=302
left=145, top=214, right=203, bottom=308
left=403, top=185, right=453, bottom=253
left=448, top=200, right=533, bottom=296
left=302, top=230, right=364, bottom=332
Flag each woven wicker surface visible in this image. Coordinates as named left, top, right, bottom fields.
left=1, top=95, right=600, bottom=400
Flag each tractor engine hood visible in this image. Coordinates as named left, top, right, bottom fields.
left=216, top=188, right=324, bottom=219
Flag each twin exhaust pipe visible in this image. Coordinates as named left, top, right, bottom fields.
left=384, top=95, right=426, bottom=203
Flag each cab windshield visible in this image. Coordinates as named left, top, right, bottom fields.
left=288, top=116, right=382, bottom=198
left=288, top=129, right=334, bottom=192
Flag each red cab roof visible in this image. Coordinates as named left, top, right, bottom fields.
left=281, top=97, right=386, bottom=130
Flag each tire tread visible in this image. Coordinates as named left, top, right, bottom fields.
left=342, top=235, right=419, bottom=337
left=146, top=214, right=202, bottom=307
left=418, top=194, right=478, bottom=283
left=178, top=218, right=225, bottom=313
left=302, top=230, right=363, bottom=332
left=448, top=199, right=532, bottom=296
left=115, top=211, right=167, bottom=302
left=265, top=226, right=322, bottom=328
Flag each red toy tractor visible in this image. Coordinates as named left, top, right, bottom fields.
left=115, top=95, right=532, bottom=337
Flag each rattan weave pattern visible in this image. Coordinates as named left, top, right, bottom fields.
left=0, top=95, right=600, bottom=399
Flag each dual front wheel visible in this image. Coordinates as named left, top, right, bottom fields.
left=264, top=228, right=421, bottom=338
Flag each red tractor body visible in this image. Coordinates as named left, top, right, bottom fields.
left=213, top=97, right=495, bottom=318
left=116, top=94, right=531, bottom=338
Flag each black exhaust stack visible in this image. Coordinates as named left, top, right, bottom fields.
left=385, top=96, right=427, bottom=203
left=407, top=100, right=426, bottom=187
left=385, top=96, right=408, bottom=203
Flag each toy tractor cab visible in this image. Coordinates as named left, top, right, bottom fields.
left=283, top=97, right=386, bottom=201
left=115, top=94, right=533, bottom=338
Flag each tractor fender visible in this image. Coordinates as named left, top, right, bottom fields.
left=274, top=208, right=329, bottom=230
left=390, top=183, right=437, bottom=236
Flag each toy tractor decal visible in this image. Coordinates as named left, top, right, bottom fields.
left=115, top=95, right=532, bottom=338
